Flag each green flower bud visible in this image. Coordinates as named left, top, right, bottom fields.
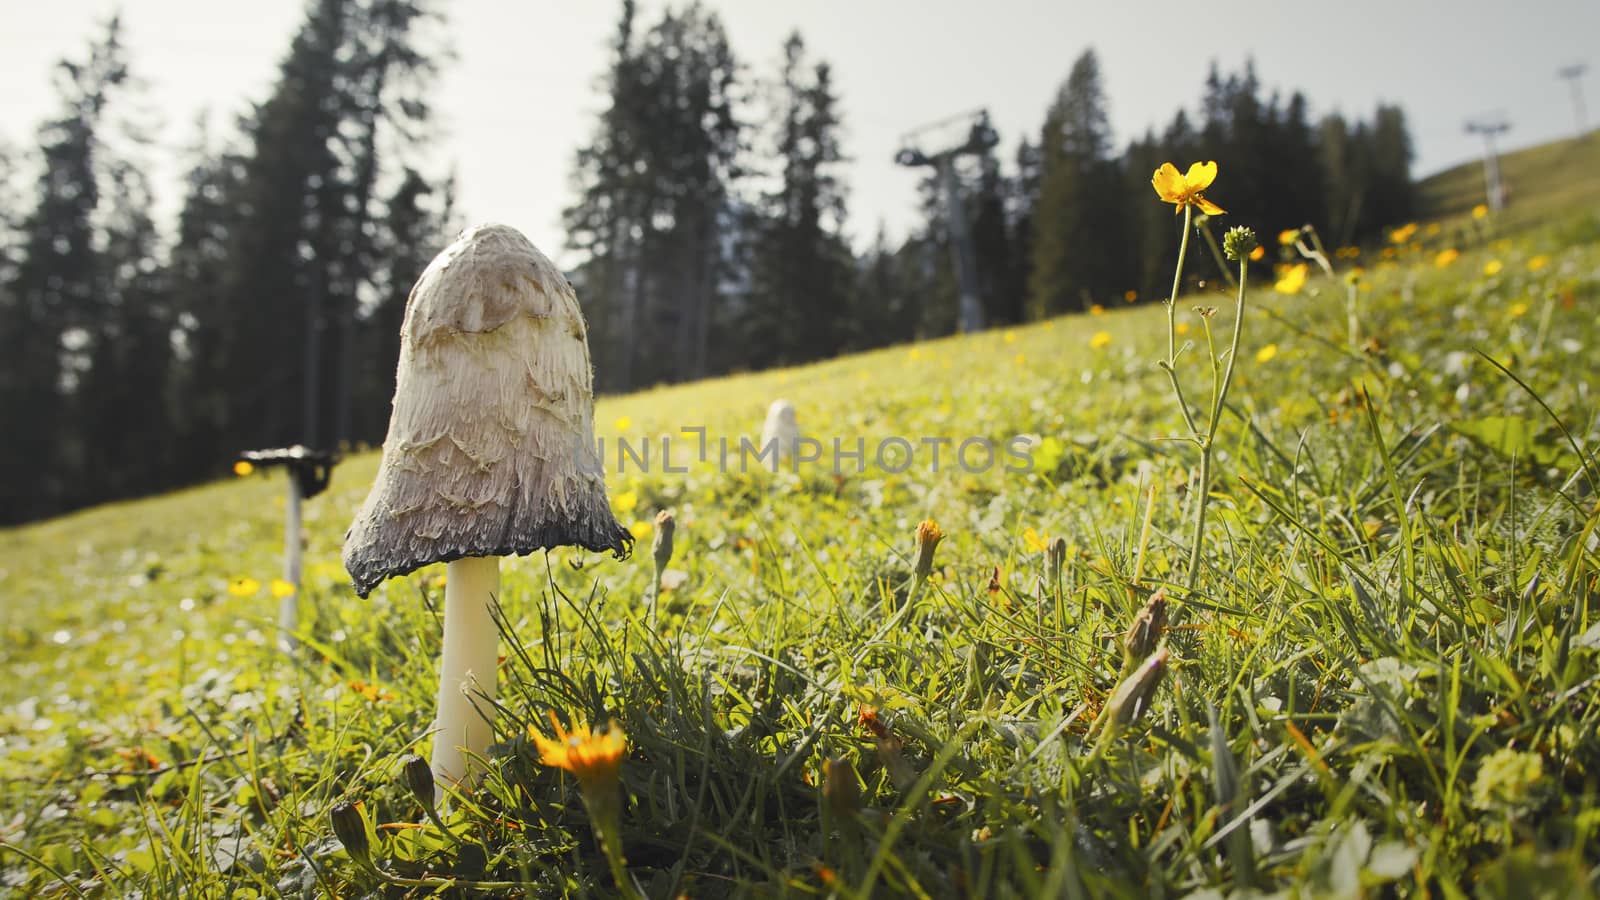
left=1223, top=226, right=1259, bottom=262
left=652, top=510, right=676, bottom=572
left=330, top=801, right=372, bottom=867
left=1106, top=648, right=1169, bottom=729
left=1124, top=590, right=1168, bottom=664
left=400, top=753, right=435, bottom=809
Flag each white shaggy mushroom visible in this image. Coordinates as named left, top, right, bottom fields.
left=759, top=399, right=800, bottom=462
left=343, top=223, right=631, bottom=794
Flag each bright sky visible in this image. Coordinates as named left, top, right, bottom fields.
left=2, top=0, right=1595, bottom=263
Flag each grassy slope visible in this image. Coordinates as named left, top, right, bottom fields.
left=2, top=154, right=1599, bottom=896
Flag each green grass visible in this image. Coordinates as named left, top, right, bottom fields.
left=3, top=165, right=1600, bottom=897
left=1417, top=132, right=1600, bottom=239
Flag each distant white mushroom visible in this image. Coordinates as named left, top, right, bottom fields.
left=343, top=223, right=631, bottom=795
left=759, top=399, right=800, bottom=462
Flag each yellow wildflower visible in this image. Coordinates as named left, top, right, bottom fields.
left=1435, top=248, right=1460, bottom=268
left=613, top=416, right=632, bottom=432
left=227, top=577, right=261, bottom=597
left=1175, top=321, right=1190, bottom=336
left=1003, top=330, right=1017, bottom=344
left=1089, top=303, right=1105, bottom=316
left=1483, top=259, right=1503, bottom=276
left=1389, top=223, right=1418, bottom=244
left=233, top=460, right=254, bottom=477
left=629, top=520, right=652, bottom=541
left=1508, top=301, right=1529, bottom=318
left=1249, top=245, right=1265, bottom=261
left=1277, top=228, right=1300, bottom=246
left=1472, top=204, right=1489, bottom=220
left=613, top=490, right=638, bottom=514
left=1124, top=290, right=1138, bottom=303
left=1255, top=344, right=1279, bottom=363
left=1274, top=263, right=1309, bottom=295
left=1151, top=161, right=1225, bottom=215
left=532, top=712, right=627, bottom=791
left=1090, top=330, right=1113, bottom=349
left=269, top=578, right=296, bottom=599
left=1023, top=528, right=1049, bottom=553
left=1527, top=255, right=1550, bottom=272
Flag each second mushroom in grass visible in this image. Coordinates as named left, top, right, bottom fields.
left=343, top=223, right=632, bottom=797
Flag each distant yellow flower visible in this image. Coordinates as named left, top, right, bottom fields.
left=613, top=416, right=632, bottom=432
left=908, top=347, right=922, bottom=361
left=1472, top=204, right=1489, bottom=220
left=1249, top=245, right=1265, bottom=261
left=233, top=461, right=254, bottom=477
left=1089, top=304, right=1105, bottom=316
left=1255, top=343, right=1279, bottom=363
left=228, top=577, right=261, bottom=597
left=1274, top=263, right=1309, bottom=295
left=1527, top=255, right=1551, bottom=272
left=1434, top=248, right=1460, bottom=268
left=1022, top=527, right=1049, bottom=553
left=532, top=712, right=626, bottom=791
left=613, top=490, right=638, bottom=514
left=1277, top=228, right=1300, bottom=247
left=1003, top=330, right=1017, bottom=344
left=1508, top=301, right=1529, bottom=318
left=1151, top=161, right=1225, bottom=215
left=1483, top=259, right=1503, bottom=276
left=1090, top=331, right=1113, bottom=349
left=1013, top=353, right=1026, bottom=366
left=629, top=520, right=652, bottom=541
left=1389, top=223, right=1418, bottom=244
left=1175, top=321, right=1190, bottom=336
left=270, top=578, right=296, bottom=599
left=1124, top=290, right=1138, bottom=303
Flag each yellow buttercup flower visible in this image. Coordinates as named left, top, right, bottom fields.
left=269, top=578, right=296, bottom=599
left=1527, top=255, right=1550, bottom=272
left=1274, top=263, right=1309, bottom=295
left=1090, top=330, right=1112, bottom=349
left=613, top=490, right=638, bottom=514
left=532, top=712, right=627, bottom=791
left=1389, top=223, right=1418, bottom=244
left=1151, top=161, right=1225, bottom=216
left=1175, top=321, right=1190, bottom=336
left=1472, top=204, right=1489, bottom=220
left=1483, top=260, right=1503, bottom=276
left=1249, top=245, right=1265, bottom=261
left=1022, top=527, right=1049, bottom=553
left=227, top=577, right=261, bottom=597
left=629, top=520, right=652, bottom=541
left=1255, top=343, right=1279, bottom=363
left=1508, top=301, right=1529, bottom=318
left=233, top=460, right=254, bottom=477
left=613, top=416, right=632, bottom=432
left=1435, top=248, right=1460, bottom=268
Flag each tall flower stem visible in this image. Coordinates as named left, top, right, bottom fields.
left=1184, top=253, right=1250, bottom=592
left=1162, top=206, right=1201, bottom=437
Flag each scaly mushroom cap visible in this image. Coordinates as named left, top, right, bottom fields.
left=344, top=224, right=631, bottom=597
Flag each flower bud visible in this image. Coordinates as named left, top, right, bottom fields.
left=652, top=510, right=676, bottom=572
left=913, top=519, right=943, bottom=580
left=400, top=753, right=435, bottom=809
left=1124, top=590, right=1168, bottom=664
left=1106, top=648, right=1169, bottom=729
left=1223, top=226, right=1259, bottom=262
left=330, top=801, right=372, bottom=867
left=821, top=756, right=860, bottom=818
left=1046, top=536, right=1067, bottom=585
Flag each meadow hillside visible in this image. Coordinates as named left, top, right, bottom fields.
left=2, top=143, right=1599, bottom=896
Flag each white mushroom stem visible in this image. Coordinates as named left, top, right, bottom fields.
left=431, top=555, right=500, bottom=796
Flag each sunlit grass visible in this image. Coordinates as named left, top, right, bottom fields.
left=2, top=186, right=1599, bottom=895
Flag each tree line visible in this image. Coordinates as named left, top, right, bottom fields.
left=0, top=0, right=1415, bottom=524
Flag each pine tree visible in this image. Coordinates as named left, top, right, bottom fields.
left=0, top=17, right=131, bottom=522
left=742, top=32, right=854, bottom=364
left=565, top=1, right=740, bottom=391
left=1028, top=48, right=1124, bottom=317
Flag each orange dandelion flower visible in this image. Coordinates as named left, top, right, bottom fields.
left=532, top=712, right=626, bottom=790
left=1151, top=161, right=1225, bottom=215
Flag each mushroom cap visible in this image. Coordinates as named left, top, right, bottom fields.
left=343, top=224, right=631, bottom=597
